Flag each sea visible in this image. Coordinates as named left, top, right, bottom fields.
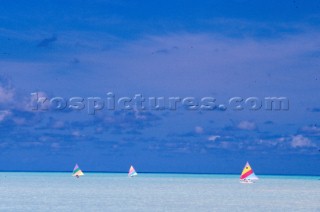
left=0, top=172, right=319, bottom=211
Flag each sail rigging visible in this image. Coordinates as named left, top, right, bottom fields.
left=128, top=165, right=138, bottom=177
left=72, top=164, right=84, bottom=178
left=240, top=162, right=258, bottom=183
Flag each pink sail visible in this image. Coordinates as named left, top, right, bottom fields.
left=128, top=165, right=138, bottom=177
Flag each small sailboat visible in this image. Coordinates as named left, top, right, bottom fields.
left=72, top=164, right=84, bottom=178
left=240, top=162, right=258, bottom=183
left=128, top=165, right=138, bottom=177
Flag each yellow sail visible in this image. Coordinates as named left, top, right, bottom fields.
left=72, top=164, right=84, bottom=177
left=240, top=162, right=258, bottom=182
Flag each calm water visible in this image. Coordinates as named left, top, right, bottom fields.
left=0, top=173, right=319, bottom=211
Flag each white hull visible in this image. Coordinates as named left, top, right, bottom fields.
left=240, top=180, right=255, bottom=184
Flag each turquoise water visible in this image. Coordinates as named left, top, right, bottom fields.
left=0, top=173, right=319, bottom=211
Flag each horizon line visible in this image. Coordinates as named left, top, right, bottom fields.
left=0, top=170, right=319, bottom=177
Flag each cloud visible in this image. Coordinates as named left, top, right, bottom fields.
left=208, top=135, right=220, bottom=141
left=299, top=125, right=320, bottom=136
left=0, top=110, right=11, bottom=122
left=52, top=120, right=64, bottom=129
left=195, top=126, right=204, bottom=134
left=301, top=125, right=320, bottom=132
left=71, top=131, right=82, bottom=137
left=0, top=84, right=14, bottom=104
left=2, top=29, right=320, bottom=100
left=237, top=121, right=256, bottom=130
left=291, top=135, right=315, bottom=148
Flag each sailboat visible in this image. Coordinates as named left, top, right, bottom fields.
left=72, top=164, right=84, bottom=178
left=240, top=162, right=258, bottom=183
left=128, top=165, right=138, bottom=177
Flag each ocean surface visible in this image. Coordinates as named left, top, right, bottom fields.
left=0, top=172, right=319, bottom=211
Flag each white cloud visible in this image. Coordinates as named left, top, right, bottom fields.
left=0, top=110, right=11, bottom=122
left=291, top=135, right=315, bottom=148
left=195, top=126, right=204, bottom=134
left=256, top=139, right=278, bottom=146
left=208, top=135, right=220, bottom=141
left=301, top=125, right=320, bottom=135
left=237, top=121, right=256, bottom=130
left=0, top=86, right=14, bottom=103
left=72, top=131, right=81, bottom=137
left=219, top=141, right=231, bottom=149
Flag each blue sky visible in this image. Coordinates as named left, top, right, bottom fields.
left=0, top=0, right=320, bottom=174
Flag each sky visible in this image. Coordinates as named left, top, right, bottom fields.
left=0, top=0, right=320, bottom=175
